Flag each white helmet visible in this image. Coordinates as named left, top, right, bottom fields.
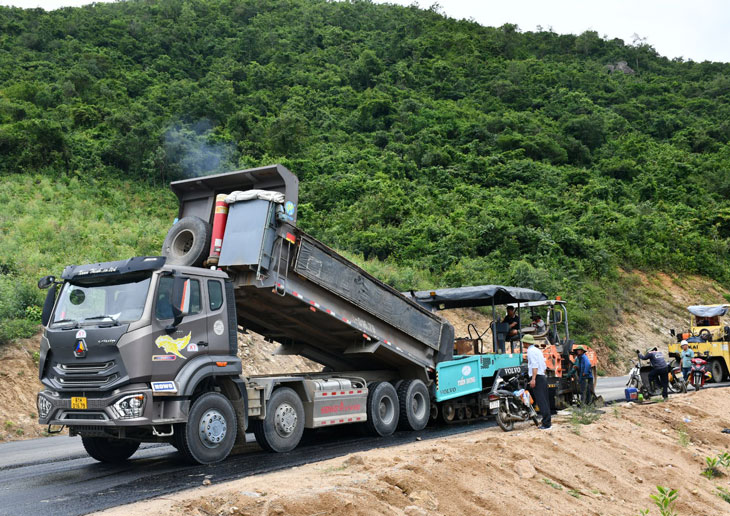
left=680, top=340, right=688, bottom=346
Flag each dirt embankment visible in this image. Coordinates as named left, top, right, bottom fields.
left=100, top=390, right=730, bottom=516
left=597, top=270, right=728, bottom=374
left=0, top=337, right=44, bottom=441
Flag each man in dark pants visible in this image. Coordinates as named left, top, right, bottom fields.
left=637, top=347, right=669, bottom=401
left=525, top=335, right=551, bottom=429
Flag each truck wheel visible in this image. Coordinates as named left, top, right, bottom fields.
left=252, top=387, right=304, bottom=453
left=81, top=436, right=140, bottom=463
left=365, top=381, right=399, bottom=437
left=161, top=216, right=211, bottom=267
left=710, top=359, right=725, bottom=383
left=396, top=379, right=430, bottom=431
left=177, top=392, right=237, bottom=464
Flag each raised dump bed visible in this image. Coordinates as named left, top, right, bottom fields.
left=169, top=165, right=453, bottom=379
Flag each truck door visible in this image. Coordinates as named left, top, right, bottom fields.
left=205, top=279, right=229, bottom=354
left=150, top=275, right=208, bottom=377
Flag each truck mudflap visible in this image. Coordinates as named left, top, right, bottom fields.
left=37, top=384, right=190, bottom=428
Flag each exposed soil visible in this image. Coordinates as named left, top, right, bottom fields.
left=99, top=390, right=730, bottom=516
left=0, top=337, right=45, bottom=441
left=596, top=270, right=728, bottom=374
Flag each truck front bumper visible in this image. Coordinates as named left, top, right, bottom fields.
left=37, top=385, right=189, bottom=428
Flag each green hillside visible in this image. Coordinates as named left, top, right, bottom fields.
left=1, top=0, right=729, bottom=354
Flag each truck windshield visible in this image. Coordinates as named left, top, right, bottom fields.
left=51, top=276, right=152, bottom=327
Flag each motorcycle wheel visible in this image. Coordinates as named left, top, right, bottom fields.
left=675, top=377, right=687, bottom=394
left=496, top=399, right=514, bottom=432
left=668, top=377, right=679, bottom=394
left=693, top=373, right=703, bottom=391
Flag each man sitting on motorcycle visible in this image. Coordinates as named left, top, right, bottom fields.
left=568, top=345, right=593, bottom=405
left=636, top=347, right=669, bottom=401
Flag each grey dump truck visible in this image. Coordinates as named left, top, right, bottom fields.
left=36, top=165, right=544, bottom=464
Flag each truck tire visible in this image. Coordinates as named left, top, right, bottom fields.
left=81, top=436, right=140, bottom=463
left=396, top=379, right=429, bottom=431
left=710, top=359, right=725, bottom=383
left=251, top=387, right=304, bottom=453
left=161, top=216, right=211, bottom=267
left=365, top=381, right=399, bottom=437
left=177, top=392, right=237, bottom=464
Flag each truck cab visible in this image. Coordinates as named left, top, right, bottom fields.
left=37, top=257, right=245, bottom=464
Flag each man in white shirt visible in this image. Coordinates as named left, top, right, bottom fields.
left=524, top=334, right=551, bottom=429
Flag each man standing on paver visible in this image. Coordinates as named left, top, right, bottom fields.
left=525, top=335, right=551, bottom=429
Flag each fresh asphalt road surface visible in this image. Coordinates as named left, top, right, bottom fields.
left=2, top=376, right=727, bottom=516
left=0, top=420, right=502, bottom=516
left=596, top=375, right=730, bottom=402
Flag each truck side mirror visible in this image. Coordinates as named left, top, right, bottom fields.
left=167, top=277, right=191, bottom=330
left=41, top=283, right=58, bottom=327
left=38, top=275, right=55, bottom=289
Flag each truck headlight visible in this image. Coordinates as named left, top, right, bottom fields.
left=113, top=393, right=146, bottom=419
left=37, top=395, right=53, bottom=419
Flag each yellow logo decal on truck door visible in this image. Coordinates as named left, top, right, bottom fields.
left=154, top=332, right=191, bottom=359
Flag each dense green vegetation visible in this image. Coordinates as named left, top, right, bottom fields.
left=1, top=0, right=729, bottom=351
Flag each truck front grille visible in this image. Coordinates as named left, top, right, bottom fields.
left=59, top=362, right=114, bottom=373
left=57, top=374, right=119, bottom=388
left=50, top=359, right=125, bottom=391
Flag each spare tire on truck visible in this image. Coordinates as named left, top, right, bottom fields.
left=161, top=216, right=211, bottom=267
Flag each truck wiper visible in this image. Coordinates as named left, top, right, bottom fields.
left=51, top=319, right=79, bottom=328
left=82, top=315, right=120, bottom=326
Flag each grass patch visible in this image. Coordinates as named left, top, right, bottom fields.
left=542, top=478, right=562, bottom=490
left=323, top=464, right=348, bottom=474
left=717, top=486, right=730, bottom=504
left=568, top=489, right=581, bottom=498
left=570, top=405, right=601, bottom=426
left=677, top=426, right=690, bottom=447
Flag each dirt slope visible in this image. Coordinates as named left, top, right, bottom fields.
left=596, top=270, right=728, bottom=374
left=99, top=390, right=730, bottom=516
left=0, top=337, right=44, bottom=441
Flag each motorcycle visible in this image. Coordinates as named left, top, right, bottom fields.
left=488, top=370, right=540, bottom=432
left=627, top=358, right=686, bottom=398
left=667, top=361, right=687, bottom=394
left=688, top=357, right=712, bottom=391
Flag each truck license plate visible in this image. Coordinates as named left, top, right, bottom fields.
left=71, top=397, right=87, bottom=410
left=489, top=400, right=499, bottom=410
